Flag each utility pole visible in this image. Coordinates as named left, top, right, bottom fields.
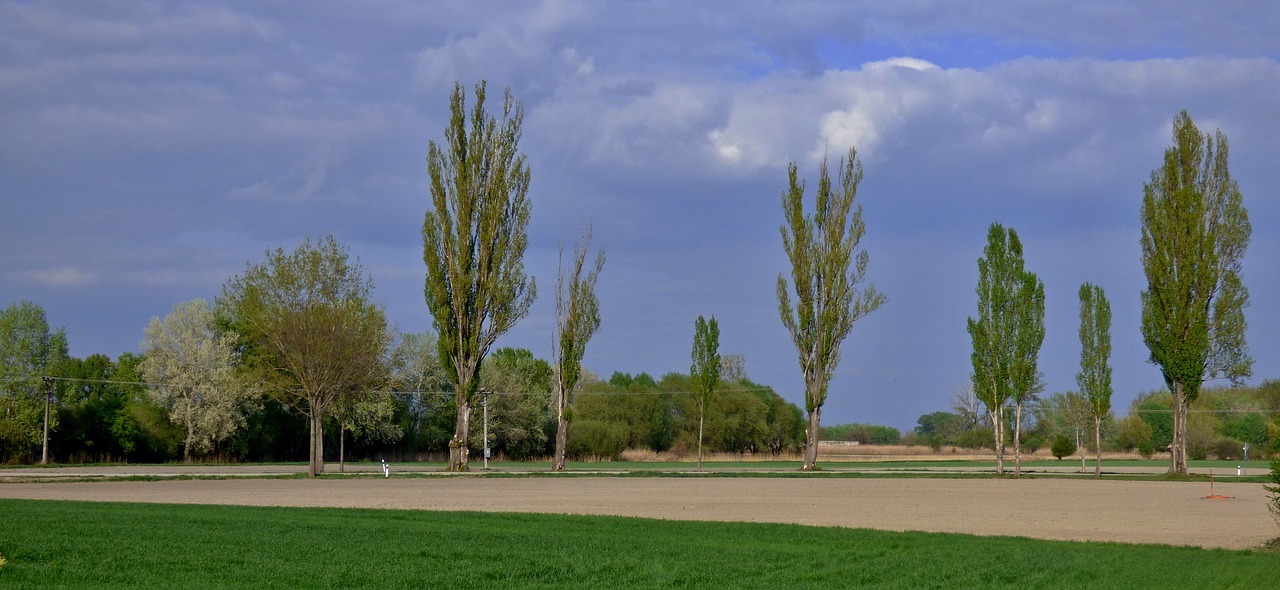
left=481, top=389, right=491, bottom=470
left=41, top=376, right=53, bottom=465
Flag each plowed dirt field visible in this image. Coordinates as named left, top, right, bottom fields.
left=2, top=475, right=1273, bottom=549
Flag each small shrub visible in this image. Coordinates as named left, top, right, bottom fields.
left=1051, top=434, right=1076, bottom=460
left=1022, top=435, right=1043, bottom=454
left=1211, top=438, right=1243, bottom=461
left=567, top=419, right=627, bottom=460
left=955, top=428, right=994, bottom=450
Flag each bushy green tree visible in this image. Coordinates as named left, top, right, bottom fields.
left=914, top=412, right=964, bottom=443
left=0, top=301, right=66, bottom=463
left=1140, top=111, right=1252, bottom=475
left=140, top=299, right=248, bottom=462
left=1051, top=434, right=1077, bottom=460
left=219, top=235, right=390, bottom=477
left=1135, top=394, right=1174, bottom=452
left=777, top=147, right=886, bottom=470
left=475, top=347, right=553, bottom=460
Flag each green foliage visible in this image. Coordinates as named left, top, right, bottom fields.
left=554, top=229, right=605, bottom=410
left=967, top=223, right=1045, bottom=474
left=690, top=315, right=721, bottom=468
left=140, top=299, right=247, bottom=461
left=1051, top=434, right=1077, bottom=460
left=914, top=412, right=962, bottom=440
left=1077, top=284, right=1113, bottom=417
left=218, top=235, right=390, bottom=476
left=1077, top=283, right=1112, bottom=476
left=690, top=316, right=722, bottom=411
left=1114, top=414, right=1155, bottom=458
left=423, top=81, right=536, bottom=471
left=1140, top=111, right=1252, bottom=474
left=475, top=348, right=553, bottom=460
left=1135, top=395, right=1174, bottom=451
left=567, top=419, right=627, bottom=460
left=954, top=428, right=996, bottom=451
left=822, top=423, right=901, bottom=445
left=552, top=232, right=605, bottom=469
left=0, top=301, right=66, bottom=462
left=777, top=148, right=885, bottom=469
left=1224, top=413, right=1270, bottom=448
left=3, top=499, right=1279, bottom=589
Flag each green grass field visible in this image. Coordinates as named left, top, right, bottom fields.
left=1, top=499, right=1275, bottom=589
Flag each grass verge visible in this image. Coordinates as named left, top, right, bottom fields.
left=1, top=499, right=1277, bottom=589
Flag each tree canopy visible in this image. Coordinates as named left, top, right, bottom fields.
left=424, top=80, right=536, bottom=471
left=777, top=147, right=885, bottom=470
left=218, top=235, right=390, bottom=477
left=690, top=315, right=720, bottom=471
left=967, top=223, right=1044, bottom=476
left=140, top=299, right=247, bottom=461
left=1140, top=110, right=1251, bottom=474
left=552, top=229, right=605, bottom=470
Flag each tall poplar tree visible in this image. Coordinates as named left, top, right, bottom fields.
left=424, top=81, right=536, bottom=471
left=690, top=315, right=720, bottom=472
left=1077, top=282, right=1112, bottom=477
left=552, top=228, right=605, bottom=471
left=1140, top=110, right=1251, bottom=475
left=967, top=223, right=1044, bottom=476
left=777, top=147, right=885, bottom=471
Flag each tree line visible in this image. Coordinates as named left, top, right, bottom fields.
left=0, top=82, right=1261, bottom=478
left=0, top=300, right=805, bottom=465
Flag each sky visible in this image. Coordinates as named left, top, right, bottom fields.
left=2, top=1, right=1278, bottom=432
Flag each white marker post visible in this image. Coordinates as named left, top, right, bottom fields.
left=381, top=459, right=390, bottom=478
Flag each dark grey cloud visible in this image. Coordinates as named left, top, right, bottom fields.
left=2, top=1, right=1278, bottom=431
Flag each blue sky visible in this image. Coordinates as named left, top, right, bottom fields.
left=2, top=1, right=1278, bottom=431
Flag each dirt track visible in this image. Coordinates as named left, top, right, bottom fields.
left=2, top=475, right=1274, bottom=549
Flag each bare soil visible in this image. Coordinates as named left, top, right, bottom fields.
left=2, top=473, right=1274, bottom=549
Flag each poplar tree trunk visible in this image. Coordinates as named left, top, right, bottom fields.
left=339, top=428, right=346, bottom=473
left=553, top=416, right=568, bottom=471
left=1094, top=416, right=1103, bottom=477
left=803, top=406, right=821, bottom=470
left=697, top=410, right=705, bottom=472
left=1013, top=403, right=1023, bottom=477
left=448, top=397, right=472, bottom=471
left=1171, top=382, right=1188, bottom=475
left=553, top=384, right=568, bottom=471
left=1077, top=427, right=1086, bottom=473
left=992, top=409, right=1005, bottom=475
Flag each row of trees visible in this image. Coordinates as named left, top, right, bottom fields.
left=419, top=81, right=884, bottom=472
left=908, top=379, right=1280, bottom=464
left=964, top=111, right=1252, bottom=476
left=7, top=82, right=1252, bottom=480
